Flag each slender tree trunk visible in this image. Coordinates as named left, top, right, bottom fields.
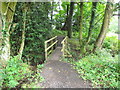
left=61, top=4, right=69, bottom=30
left=0, top=2, right=17, bottom=64
left=79, top=2, right=83, bottom=45
left=93, top=0, right=113, bottom=51
left=86, top=2, right=97, bottom=44
left=18, top=3, right=28, bottom=60
left=67, top=2, right=74, bottom=38
left=0, top=13, right=3, bottom=63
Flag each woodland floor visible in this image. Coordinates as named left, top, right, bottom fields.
left=37, top=36, right=92, bottom=88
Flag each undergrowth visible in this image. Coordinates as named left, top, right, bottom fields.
left=63, top=49, right=119, bottom=88
left=103, top=35, right=120, bottom=56
left=51, top=29, right=67, bottom=36
left=0, top=56, right=44, bottom=88
left=21, top=64, right=44, bottom=88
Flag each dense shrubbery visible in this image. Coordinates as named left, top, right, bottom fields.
left=0, top=56, right=31, bottom=88
left=51, top=29, right=67, bottom=36
left=21, top=64, right=44, bottom=88
left=0, top=56, right=44, bottom=88
left=103, top=35, right=119, bottom=55
left=70, top=49, right=119, bottom=88
left=11, top=2, right=52, bottom=64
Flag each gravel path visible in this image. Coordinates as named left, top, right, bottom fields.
left=37, top=36, right=91, bottom=88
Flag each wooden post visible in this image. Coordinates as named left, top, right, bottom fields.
left=66, top=36, right=68, bottom=56
left=45, top=42, right=47, bottom=60
left=63, top=42, right=65, bottom=58
left=44, top=36, right=57, bottom=60
left=61, top=36, right=72, bottom=58
left=51, top=39, right=54, bottom=52
left=55, top=36, right=57, bottom=48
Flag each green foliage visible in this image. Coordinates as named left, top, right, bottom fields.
left=54, top=2, right=70, bottom=30
left=68, top=38, right=80, bottom=50
left=0, top=56, right=45, bottom=88
left=21, top=72, right=44, bottom=88
left=103, top=34, right=119, bottom=55
left=0, top=56, right=31, bottom=88
left=37, top=64, right=44, bottom=73
left=51, top=29, right=67, bottom=36
left=21, top=64, right=45, bottom=88
left=109, top=17, right=118, bottom=33
left=72, top=49, right=119, bottom=88
left=72, top=31, right=79, bottom=38
left=37, top=64, right=44, bottom=69
left=10, top=2, right=52, bottom=64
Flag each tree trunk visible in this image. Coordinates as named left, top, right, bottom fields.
left=0, top=2, right=17, bottom=65
left=93, top=1, right=113, bottom=51
left=79, top=2, right=83, bottom=45
left=67, top=2, right=74, bottom=38
left=86, top=2, right=97, bottom=44
left=18, top=3, right=28, bottom=60
left=0, top=13, right=3, bottom=63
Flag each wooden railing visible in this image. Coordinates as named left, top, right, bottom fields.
left=45, top=36, right=58, bottom=60
left=61, top=36, right=72, bottom=57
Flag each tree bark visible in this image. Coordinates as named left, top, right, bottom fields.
left=79, top=2, right=83, bottom=45
left=67, top=2, right=74, bottom=38
left=0, top=2, right=17, bottom=64
left=18, top=3, right=28, bottom=60
left=86, top=2, right=97, bottom=44
left=94, top=0, right=113, bottom=51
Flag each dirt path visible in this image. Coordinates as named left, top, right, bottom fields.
left=37, top=36, right=91, bottom=88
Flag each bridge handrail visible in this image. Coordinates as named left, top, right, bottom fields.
left=61, top=36, right=72, bottom=57
left=45, top=36, right=58, bottom=60
left=61, top=36, right=68, bottom=57
left=61, top=36, right=67, bottom=44
left=45, top=36, right=57, bottom=43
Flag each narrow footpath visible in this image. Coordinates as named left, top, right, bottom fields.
left=37, top=36, right=91, bottom=88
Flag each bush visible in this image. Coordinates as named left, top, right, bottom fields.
left=0, top=56, right=31, bottom=88
left=103, top=35, right=119, bottom=55
left=72, top=49, right=119, bottom=88
left=51, top=29, right=67, bottom=36
left=21, top=64, right=44, bottom=88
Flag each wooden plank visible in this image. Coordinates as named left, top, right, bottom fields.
left=45, top=36, right=57, bottom=43
left=61, top=36, right=67, bottom=57
left=46, top=40, right=58, bottom=51
left=48, top=49, right=53, bottom=55
left=44, top=36, right=58, bottom=60
left=64, top=55, right=72, bottom=57
left=61, top=36, right=72, bottom=58
left=65, top=49, right=71, bottom=55
left=61, top=36, right=67, bottom=44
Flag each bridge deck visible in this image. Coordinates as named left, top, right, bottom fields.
left=47, top=47, right=62, bottom=61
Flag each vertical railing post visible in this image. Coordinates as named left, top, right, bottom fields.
left=55, top=36, right=57, bottom=48
left=66, top=36, right=68, bottom=55
left=61, top=36, right=71, bottom=58
left=44, top=36, right=57, bottom=60
left=65, top=37, right=66, bottom=56
left=45, top=42, right=47, bottom=60
left=63, top=42, right=65, bottom=58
